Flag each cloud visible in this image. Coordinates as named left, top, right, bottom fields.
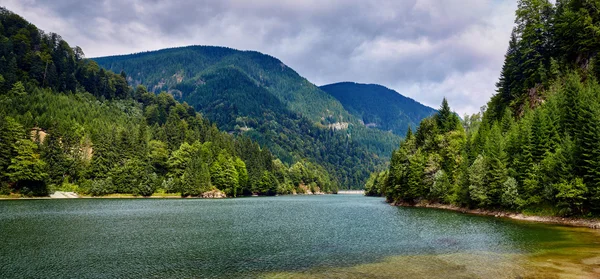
left=0, top=0, right=517, bottom=115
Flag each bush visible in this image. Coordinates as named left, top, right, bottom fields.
left=555, top=178, right=588, bottom=216
left=87, top=178, right=115, bottom=197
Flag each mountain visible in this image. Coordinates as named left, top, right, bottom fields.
left=0, top=7, right=338, bottom=197
left=320, top=82, right=437, bottom=136
left=94, top=46, right=351, bottom=125
left=94, top=46, right=401, bottom=188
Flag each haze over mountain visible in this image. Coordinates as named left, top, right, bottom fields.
left=320, top=82, right=437, bottom=136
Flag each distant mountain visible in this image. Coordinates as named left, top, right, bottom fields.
left=94, top=46, right=401, bottom=188
left=320, top=82, right=437, bottom=136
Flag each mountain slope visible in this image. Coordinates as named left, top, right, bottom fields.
left=94, top=46, right=401, bottom=188
left=320, top=82, right=437, bottom=136
left=94, top=46, right=351, bottom=125
left=0, top=7, right=338, bottom=197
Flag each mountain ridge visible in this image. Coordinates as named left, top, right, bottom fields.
left=94, top=45, right=402, bottom=188
left=320, top=81, right=437, bottom=136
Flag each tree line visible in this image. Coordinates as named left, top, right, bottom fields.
left=367, top=0, right=600, bottom=216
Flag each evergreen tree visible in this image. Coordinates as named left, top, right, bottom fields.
left=484, top=124, right=508, bottom=206
left=7, top=139, right=48, bottom=196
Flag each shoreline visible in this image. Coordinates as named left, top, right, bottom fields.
left=392, top=201, right=600, bottom=229
left=0, top=192, right=336, bottom=200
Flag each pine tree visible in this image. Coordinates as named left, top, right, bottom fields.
left=484, top=124, right=508, bottom=206
left=41, top=127, right=68, bottom=186
left=469, top=155, right=489, bottom=207
left=7, top=139, right=48, bottom=196
left=181, top=154, right=211, bottom=196
left=575, top=94, right=600, bottom=210
left=234, top=157, right=249, bottom=195
left=0, top=116, right=24, bottom=180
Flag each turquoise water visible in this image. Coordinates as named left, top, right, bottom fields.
left=0, top=195, right=589, bottom=278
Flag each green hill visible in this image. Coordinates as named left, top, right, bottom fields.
left=94, top=46, right=351, bottom=125
left=0, top=7, right=337, bottom=197
left=320, top=82, right=437, bottom=136
left=94, top=46, right=401, bottom=188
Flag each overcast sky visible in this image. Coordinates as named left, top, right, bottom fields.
left=2, top=0, right=517, bottom=115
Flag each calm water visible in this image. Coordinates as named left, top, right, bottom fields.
left=1, top=195, right=598, bottom=278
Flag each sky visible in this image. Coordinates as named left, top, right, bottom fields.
left=1, top=0, right=517, bottom=115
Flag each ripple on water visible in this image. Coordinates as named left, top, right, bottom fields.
left=0, top=195, right=598, bottom=278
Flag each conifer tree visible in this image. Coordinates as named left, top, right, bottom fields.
left=7, top=139, right=48, bottom=195
left=484, top=124, right=508, bottom=205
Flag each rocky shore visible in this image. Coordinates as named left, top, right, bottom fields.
left=392, top=201, right=600, bottom=229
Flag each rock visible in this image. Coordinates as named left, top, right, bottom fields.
left=202, top=189, right=226, bottom=199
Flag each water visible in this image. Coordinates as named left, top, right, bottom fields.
left=0, top=195, right=598, bottom=278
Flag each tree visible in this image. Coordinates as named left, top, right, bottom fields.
left=430, top=170, right=451, bottom=203
left=134, top=172, right=159, bottom=197
left=0, top=116, right=24, bottom=180
left=210, top=152, right=239, bottom=197
left=234, top=157, right=249, bottom=195
left=436, top=98, right=459, bottom=133
left=501, top=177, right=520, bottom=208
left=484, top=124, right=508, bottom=206
left=469, top=155, right=489, bottom=207
left=181, top=154, right=211, bottom=196
left=257, top=171, right=277, bottom=196
left=8, top=81, right=25, bottom=97
left=7, top=139, right=48, bottom=196
left=555, top=178, right=588, bottom=216
left=148, top=140, right=169, bottom=176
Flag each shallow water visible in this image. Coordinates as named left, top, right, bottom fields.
left=0, top=195, right=598, bottom=278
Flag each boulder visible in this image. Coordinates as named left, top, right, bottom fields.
left=202, top=189, right=226, bottom=199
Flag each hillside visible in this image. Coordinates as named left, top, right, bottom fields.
left=94, top=46, right=401, bottom=188
left=367, top=0, right=600, bottom=217
left=0, top=7, right=337, bottom=197
left=94, top=46, right=351, bottom=125
left=320, top=82, right=437, bottom=136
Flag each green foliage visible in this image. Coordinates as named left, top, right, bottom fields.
left=365, top=170, right=388, bottom=196
left=210, top=151, right=239, bottom=197
left=430, top=170, right=451, bottom=203
left=501, top=177, right=520, bottom=208
left=0, top=8, right=334, bottom=198
left=555, top=178, right=588, bottom=216
left=7, top=138, right=48, bottom=195
left=372, top=0, right=600, bottom=216
left=93, top=45, right=400, bottom=189
left=320, top=82, right=437, bottom=137
left=469, top=155, right=489, bottom=207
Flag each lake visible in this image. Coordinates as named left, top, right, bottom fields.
left=1, top=195, right=599, bottom=278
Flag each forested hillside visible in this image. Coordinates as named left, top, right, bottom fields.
left=367, top=0, right=600, bottom=216
left=94, top=46, right=401, bottom=188
left=0, top=7, right=337, bottom=197
left=320, top=82, right=437, bottom=136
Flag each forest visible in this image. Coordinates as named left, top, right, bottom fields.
left=320, top=82, right=437, bottom=137
left=93, top=45, right=404, bottom=189
left=0, top=7, right=337, bottom=197
left=366, top=0, right=600, bottom=216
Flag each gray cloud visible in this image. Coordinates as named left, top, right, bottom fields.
left=1, top=0, right=517, bottom=115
